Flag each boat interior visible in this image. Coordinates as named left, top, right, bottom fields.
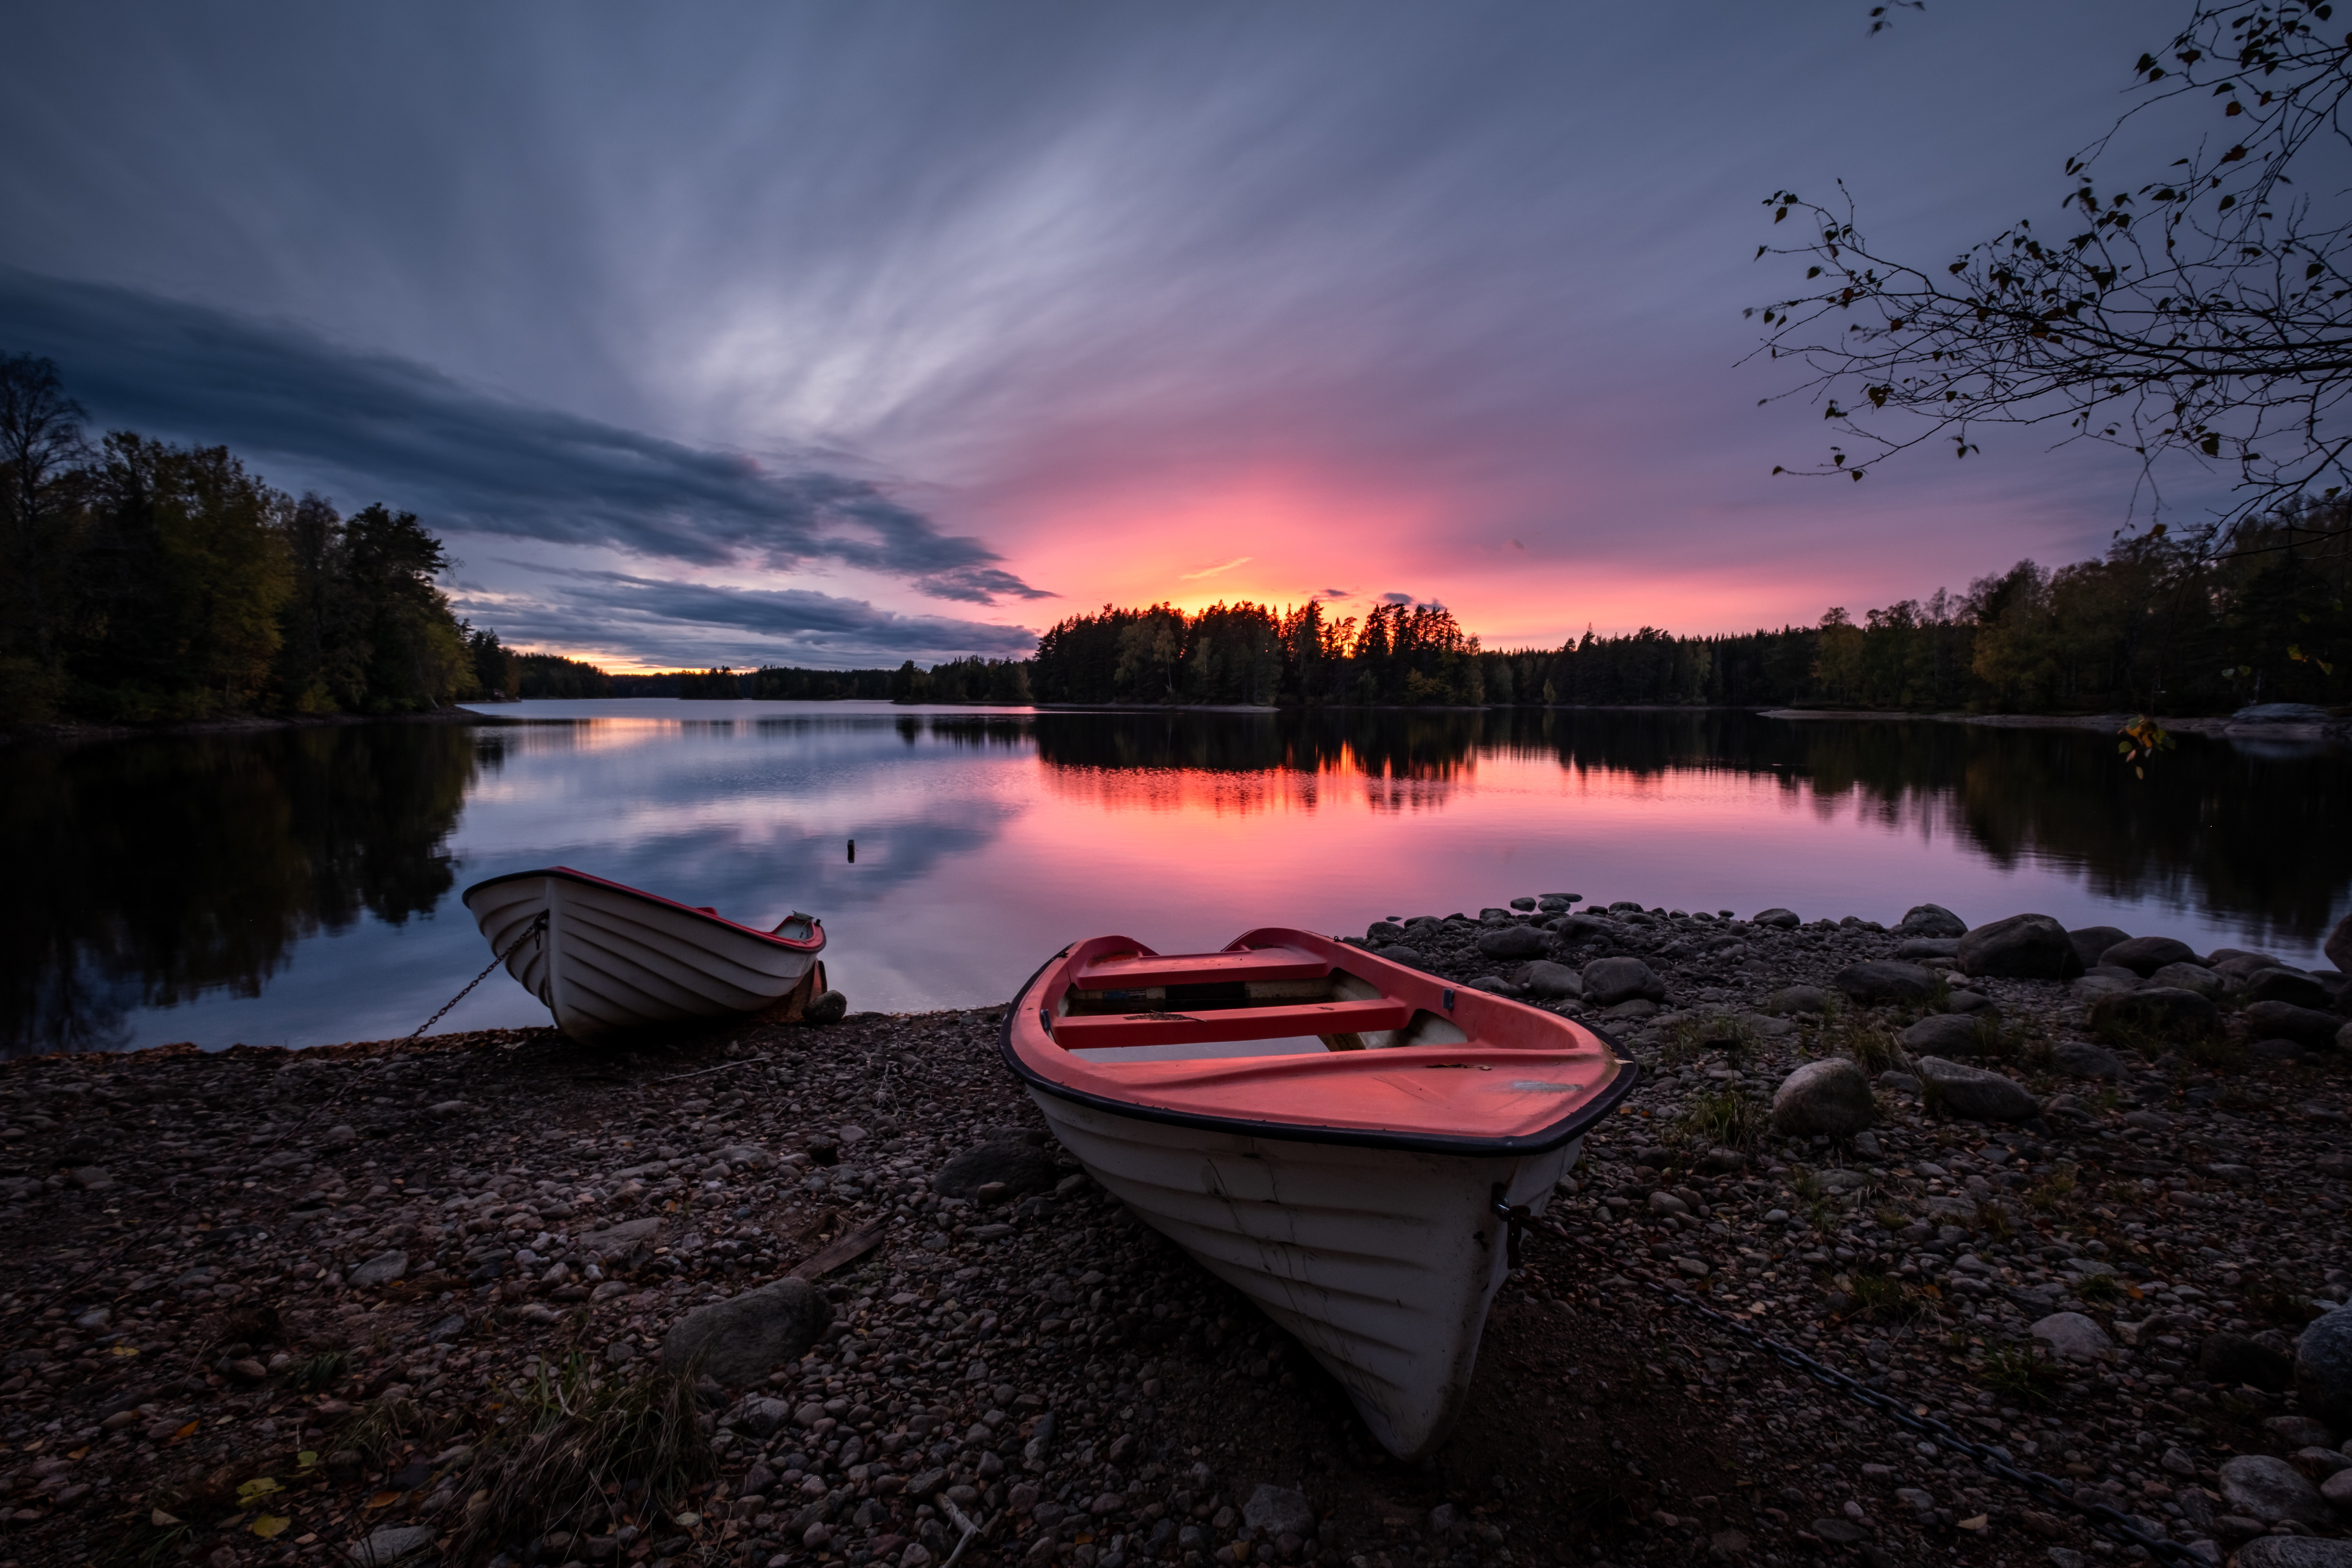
left=1049, top=943, right=1472, bottom=1062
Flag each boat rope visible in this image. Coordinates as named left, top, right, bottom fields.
left=1544, top=1225, right=2205, bottom=1565
left=1490, top=1185, right=1532, bottom=1270
left=408, top=910, right=546, bottom=1040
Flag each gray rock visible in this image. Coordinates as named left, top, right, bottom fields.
left=1761, top=985, right=1829, bottom=1016
left=2203, top=1331, right=2295, bottom=1392
left=2297, top=1309, right=2352, bottom=1429
left=2146, top=961, right=2225, bottom=997
left=1475, top=924, right=1549, bottom=961
left=1537, top=893, right=1580, bottom=912
left=2030, top=1311, right=2113, bottom=1361
left=1944, top=989, right=1995, bottom=1014
left=933, top=1141, right=1059, bottom=1200
left=2323, top=1468, right=2352, bottom=1512
left=2050, top=1041, right=2124, bottom=1080
left=1770, top=1058, right=1876, bottom=1138
left=2247, top=1000, right=2347, bottom=1049
left=1833, top=960, right=1939, bottom=1004
left=2099, top=935, right=2200, bottom=976
left=2067, top=924, right=2132, bottom=969
left=1242, top=1485, right=1316, bottom=1538
left=348, top=1526, right=437, bottom=1567
left=1900, top=1013, right=1991, bottom=1058
left=318, top=1124, right=358, bottom=1152
left=1877, top=1070, right=1921, bottom=1094
left=348, top=1250, right=408, bottom=1288
left=2219, top=1454, right=2330, bottom=1528
left=1893, top=937, right=1960, bottom=960
left=735, top=1396, right=793, bottom=1437
left=1463, top=976, right=1521, bottom=996
left=1958, top=914, right=2084, bottom=980
left=1752, top=907, right=1801, bottom=928
left=1515, top=960, right=1584, bottom=1000
left=2234, top=1539, right=2352, bottom=1568
left=2252, top=1038, right=2309, bottom=1063
left=1896, top=904, right=1967, bottom=938
left=1365, top=921, right=1406, bottom=943
left=805, top=989, right=849, bottom=1025
left=2246, top=971, right=2335, bottom=1011
left=579, top=1217, right=664, bottom=1265
left=1371, top=944, right=1426, bottom=967
left=1508, top=897, right=1536, bottom=911
left=2341, top=1018, right=2352, bottom=1054
left=2329, top=913, right=2352, bottom=975
left=1580, top=956, right=1664, bottom=1007
left=1915, top=1057, right=2039, bottom=1122
left=2088, top=986, right=2217, bottom=1040
left=660, top=1276, right=832, bottom=1385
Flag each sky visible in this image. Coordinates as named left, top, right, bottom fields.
left=0, top=0, right=2209, bottom=670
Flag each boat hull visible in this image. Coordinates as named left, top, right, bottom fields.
left=1025, top=1086, right=1576, bottom=1458
left=461, top=868, right=823, bottom=1044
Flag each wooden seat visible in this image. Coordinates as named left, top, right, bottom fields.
left=1073, top=946, right=1331, bottom=991
left=1051, top=997, right=1409, bottom=1051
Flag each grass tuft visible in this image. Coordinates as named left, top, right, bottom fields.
left=1678, top=1087, right=1768, bottom=1150
left=1664, top=1012, right=1759, bottom=1065
left=1847, top=1271, right=1933, bottom=1325
left=1980, top=1342, right=2065, bottom=1406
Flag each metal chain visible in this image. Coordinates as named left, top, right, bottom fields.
left=1545, top=1223, right=2209, bottom=1566
left=408, top=910, right=545, bottom=1039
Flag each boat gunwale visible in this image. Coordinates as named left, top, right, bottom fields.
left=460, top=865, right=827, bottom=954
left=999, top=941, right=1642, bottom=1158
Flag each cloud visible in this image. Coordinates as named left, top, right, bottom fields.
left=0, top=265, right=1052, bottom=604
left=1381, top=592, right=1414, bottom=605
left=1178, top=555, right=1252, bottom=580
left=466, top=565, right=1038, bottom=665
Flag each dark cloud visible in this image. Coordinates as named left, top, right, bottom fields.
left=0, top=266, right=1051, bottom=604
left=468, top=565, right=1037, bottom=666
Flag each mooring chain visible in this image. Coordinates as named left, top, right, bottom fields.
left=408, top=910, right=546, bottom=1040
left=1547, top=1226, right=2207, bottom=1566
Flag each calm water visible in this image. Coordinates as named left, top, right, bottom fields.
left=6, top=702, right=2347, bottom=1056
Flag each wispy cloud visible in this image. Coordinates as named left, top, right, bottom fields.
left=1178, top=555, right=1252, bottom=580
left=0, top=267, right=1051, bottom=605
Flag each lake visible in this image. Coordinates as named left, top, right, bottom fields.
left=6, top=702, right=2346, bottom=1056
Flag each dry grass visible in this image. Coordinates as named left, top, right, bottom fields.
left=1678, top=1087, right=1768, bottom=1150
left=1663, top=1011, right=1760, bottom=1065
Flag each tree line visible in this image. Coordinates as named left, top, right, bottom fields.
left=1, top=354, right=508, bottom=722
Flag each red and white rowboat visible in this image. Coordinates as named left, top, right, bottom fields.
left=1000, top=927, right=1636, bottom=1457
left=461, top=867, right=828, bottom=1044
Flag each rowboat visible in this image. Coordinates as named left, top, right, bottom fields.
left=460, top=867, right=830, bottom=1044
left=999, top=927, right=1636, bottom=1457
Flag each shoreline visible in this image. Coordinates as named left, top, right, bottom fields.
left=3, top=904, right=2347, bottom=1568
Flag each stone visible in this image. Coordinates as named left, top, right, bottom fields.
left=1515, top=960, right=1583, bottom=1000
left=1893, top=937, right=1959, bottom=960
left=2099, top=935, right=2200, bottom=976
left=1365, top=921, right=1405, bottom=943
left=2202, top=1331, right=2294, bottom=1392
left=2218, top=1454, right=2330, bottom=1528
left=1752, top=907, right=1800, bottom=928
left=1371, top=944, right=1426, bottom=967
left=1900, top=1013, right=1991, bottom=1058
left=318, top=1124, right=358, bottom=1151
left=2265, top=1416, right=2338, bottom=1450
left=347, top=1250, right=408, bottom=1288
left=2329, top=913, right=2352, bottom=975
left=2067, top=924, right=2132, bottom=968
left=1463, top=976, right=1520, bottom=995
left=2297, top=1309, right=2352, bottom=1428
left=1770, top=1059, right=1876, bottom=1138
left=2235, top=702, right=2334, bottom=722
left=660, top=1276, right=832, bottom=1385
left=1915, top=1057, right=2040, bottom=1122
left=578, top=1217, right=664, bottom=1265
left=2030, top=1312, right=2113, bottom=1361
left=933, top=1141, right=1059, bottom=1200
left=2049, top=1041, right=2124, bottom=1080
left=1833, top=960, right=1939, bottom=1005
left=1896, top=904, right=1967, bottom=938
left=1761, top=985, right=1829, bottom=1016
left=2088, top=986, right=2217, bottom=1040
left=736, top=1396, right=793, bottom=1437
left=1242, top=1486, right=1315, bottom=1537
left=348, top=1526, right=437, bottom=1567
left=2342, top=1019, right=2352, bottom=1054
left=1944, top=989, right=1994, bottom=1014
left=1580, top=956, right=1664, bottom=1007
left=1958, top=914, right=2084, bottom=980
left=2247, top=969, right=2335, bottom=1009
left=2234, top=1540, right=2352, bottom=1568
left=1474, top=924, right=1548, bottom=961
left=2146, top=961, right=2225, bottom=997
left=2248, top=1000, right=2348, bottom=1049
left=2323, top=1468, right=2352, bottom=1512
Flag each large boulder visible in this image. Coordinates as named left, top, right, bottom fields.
left=1580, top=956, right=1664, bottom=1007
left=1895, top=904, right=1967, bottom=938
left=661, top=1276, right=832, bottom=1385
left=2245, top=969, right=2334, bottom=1010
left=2202, top=1330, right=2294, bottom=1391
left=2088, top=986, right=2217, bottom=1042
left=1915, top=1057, right=2039, bottom=1122
left=1515, top=960, right=1584, bottom=1000
left=2296, top=1308, right=2352, bottom=1429
left=2218, top=1454, right=2331, bottom=1529
left=2067, top=925, right=2132, bottom=970
left=2049, top=1040, right=2124, bottom=1080
left=2232, top=1539, right=2352, bottom=1568
left=1958, top=914, right=2083, bottom=980
left=933, top=1138, right=1058, bottom=1200
left=1751, top=907, right=1801, bottom=929
left=1474, top=924, right=1549, bottom=961
left=2246, top=1000, right=2347, bottom=1050
left=1761, top=985, right=1829, bottom=1016
left=2145, top=961, right=2224, bottom=998
left=2329, top=912, right=2352, bottom=974
left=1833, top=961, right=1939, bottom=1005
left=1899, top=1013, right=1990, bottom=1058
left=2098, top=935, right=2200, bottom=976
left=1770, top=1058, right=1875, bottom=1138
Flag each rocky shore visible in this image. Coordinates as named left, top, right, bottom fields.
left=3, top=901, right=2350, bottom=1568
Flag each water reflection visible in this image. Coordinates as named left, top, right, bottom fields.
left=5, top=704, right=2344, bottom=1056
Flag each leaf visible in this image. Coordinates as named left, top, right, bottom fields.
left=236, top=1478, right=283, bottom=1506
left=111, top=1344, right=140, bottom=1357
left=1958, top=1515, right=1990, bottom=1532
left=169, top=1421, right=198, bottom=1445
left=251, top=1515, right=293, bottom=1540
left=367, top=1491, right=401, bottom=1510
left=298, top=1452, right=319, bottom=1468
left=151, top=1510, right=183, bottom=1528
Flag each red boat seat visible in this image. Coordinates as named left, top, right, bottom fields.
left=1073, top=946, right=1331, bottom=991
left=1051, top=997, right=1409, bottom=1051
